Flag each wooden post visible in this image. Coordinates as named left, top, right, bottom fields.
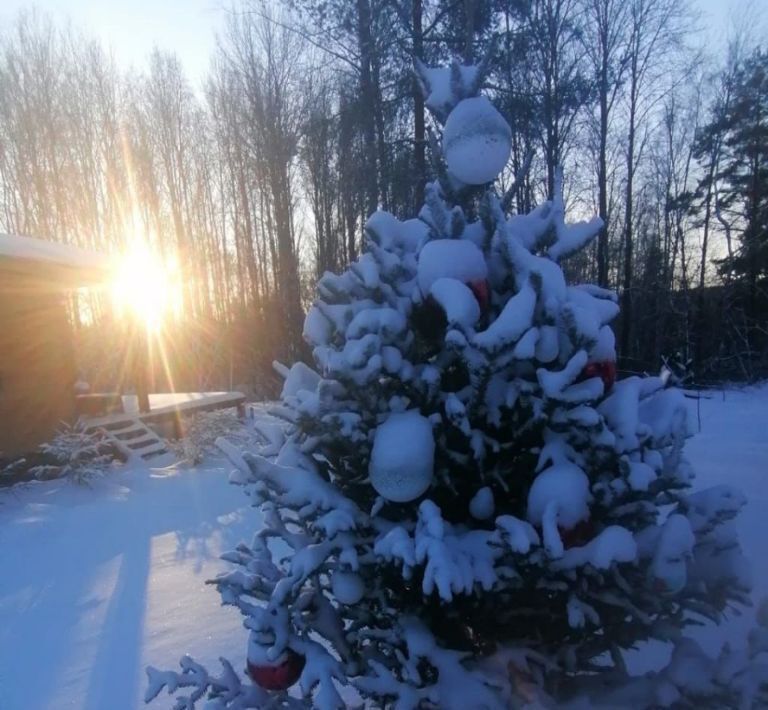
left=136, top=333, right=150, bottom=414
left=129, top=320, right=150, bottom=414
left=172, top=412, right=183, bottom=439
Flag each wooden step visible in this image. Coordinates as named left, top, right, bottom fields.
left=125, top=435, right=160, bottom=450
left=113, top=427, right=148, bottom=442
left=89, top=417, right=172, bottom=463
left=97, top=420, right=142, bottom=433
left=102, top=422, right=147, bottom=436
left=134, top=441, right=169, bottom=459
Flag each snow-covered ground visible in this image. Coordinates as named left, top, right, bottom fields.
left=684, top=385, right=768, bottom=654
left=0, top=385, right=766, bottom=710
left=0, top=462, right=261, bottom=710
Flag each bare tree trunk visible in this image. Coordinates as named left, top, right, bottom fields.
left=356, top=0, right=379, bottom=215
left=620, top=69, right=638, bottom=358
left=412, top=0, right=425, bottom=210
left=597, top=68, right=610, bottom=287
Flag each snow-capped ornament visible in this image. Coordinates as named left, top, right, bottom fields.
left=649, top=563, right=691, bottom=595
left=468, top=279, right=490, bottom=314
left=415, top=239, right=489, bottom=339
left=417, top=239, right=487, bottom=295
left=247, top=648, right=305, bottom=691
left=581, top=360, right=616, bottom=392
left=443, top=96, right=512, bottom=185
left=331, top=570, right=365, bottom=605
left=558, top=517, right=594, bottom=550
left=469, top=486, right=494, bottom=520
left=369, top=411, right=434, bottom=502
left=430, top=278, right=481, bottom=327
left=527, top=463, right=592, bottom=529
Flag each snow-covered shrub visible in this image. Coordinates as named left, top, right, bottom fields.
left=662, top=351, right=695, bottom=387
left=173, top=409, right=258, bottom=465
left=31, top=423, right=116, bottom=484
left=0, top=456, right=31, bottom=485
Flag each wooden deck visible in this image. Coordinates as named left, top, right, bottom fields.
left=84, top=391, right=246, bottom=431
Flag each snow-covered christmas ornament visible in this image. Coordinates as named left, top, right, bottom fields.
left=429, top=278, right=481, bottom=328
left=559, top=518, right=595, bottom=550
left=416, top=241, right=490, bottom=335
left=527, top=464, right=593, bottom=557
left=467, top=279, right=490, bottom=314
left=581, top=360, right=616, bottom=392
left=527, top=463, right=592, bottom=529
left=443, top=96, right=512, bottom=185
left=246, top=645, right=305, bottom=691
left=469, top=486, right=494, bottom=520
left=369, top=410, right=435, bottom=502
left=417, top=238, right=488, bottom=295
left=331, top=570, right=365, bottom=605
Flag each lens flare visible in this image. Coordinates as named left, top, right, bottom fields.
left=110, top=243, right=182, bottom=332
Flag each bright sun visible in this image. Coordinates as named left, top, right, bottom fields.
left=110, top=244, right=182, bottom=332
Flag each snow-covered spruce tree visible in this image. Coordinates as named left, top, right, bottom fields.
left=147, top=59, right=765, bottom=709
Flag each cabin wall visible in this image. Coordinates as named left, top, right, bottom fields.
left=0, top=283, right=77, bottom=458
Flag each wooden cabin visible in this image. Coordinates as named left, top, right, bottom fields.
left=0, top=235, right=112, bottom=458
left=0, top=234, right=246, bottom=464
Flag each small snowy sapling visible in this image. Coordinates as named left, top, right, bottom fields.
left=31, top=422, right=116, bottom=484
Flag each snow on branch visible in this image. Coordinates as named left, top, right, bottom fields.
left=546, top=168, right=603, bottom=263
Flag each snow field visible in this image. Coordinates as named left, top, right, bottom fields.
left=0, top=384, right=765, bottom=708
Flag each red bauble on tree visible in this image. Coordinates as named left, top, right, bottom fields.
left=467, top=278, right=490, bottom=314
left=247, top=648, right=306, bottom=691
left=558, top=517, right=595, bottom=550
left=581, top=360, right=616, bottom=392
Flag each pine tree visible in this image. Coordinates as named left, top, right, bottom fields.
left=692, top=48, right=768, bottom=377
left=711, top=49, right=768, bottom=288
left=147, top=54, right=766, bottom=709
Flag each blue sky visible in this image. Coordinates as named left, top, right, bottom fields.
left=0, top=0, right=226, bottom=84
left=0, top=0, right=747, bottom=87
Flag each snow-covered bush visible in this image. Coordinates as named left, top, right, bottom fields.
left=30, top=423, right=116, bottom=484
left=147, top=55, right=761, bottom=709
left=173, top=409, right=258, bottom=465
left=662, top=351, right=695, bottom=387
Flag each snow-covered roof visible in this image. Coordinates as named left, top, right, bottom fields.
left=0, top=233, right=112, bottom=273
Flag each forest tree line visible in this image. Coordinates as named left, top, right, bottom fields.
left=0, top=1, right=766, bottom=392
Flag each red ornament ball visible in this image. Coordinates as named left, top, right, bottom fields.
left=467, top=279, right=490, bottom=314
left=247, top=648, right=306, bottom=691
left=581, top=360, right=617, bottom=392
left=558, top=517, right=595, bottom=550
